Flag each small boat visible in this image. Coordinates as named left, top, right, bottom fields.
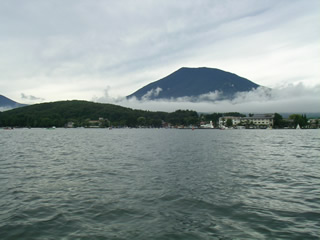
left=296, top=124, right=301, bottom=129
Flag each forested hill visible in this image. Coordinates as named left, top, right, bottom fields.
left=0, top=100, right=313, bottom=129
left=0, top=100, right=199, bottom=128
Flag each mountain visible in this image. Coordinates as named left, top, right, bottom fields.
left=0, top=95, right=27, bottom=110
left=127, top=67, right=260, bottom=101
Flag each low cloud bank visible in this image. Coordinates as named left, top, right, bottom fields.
left=94, top=83, right=320, bottom=113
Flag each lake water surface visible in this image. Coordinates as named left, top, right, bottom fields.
left=0, top=128, right=319, bottom=239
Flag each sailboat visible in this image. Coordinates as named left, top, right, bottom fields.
left=296, top=124, right=301, bottom=129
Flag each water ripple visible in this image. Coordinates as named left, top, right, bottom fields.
left=0, top=129, right=319, bottom=239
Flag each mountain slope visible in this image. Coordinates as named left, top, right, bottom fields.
left=0, top=95, right=26, bottom=110
left=127, top=67, right=260, bottom=101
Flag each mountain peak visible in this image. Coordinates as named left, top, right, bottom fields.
left=127, top=67, right=260, bottom=101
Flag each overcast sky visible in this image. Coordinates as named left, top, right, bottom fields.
left=1, top=0, right=319, bottom=112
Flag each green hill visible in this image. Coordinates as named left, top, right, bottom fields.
left=0, top=100, right=198, bottom=128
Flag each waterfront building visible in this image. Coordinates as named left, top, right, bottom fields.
left=219, top=114, right=274, bottom=128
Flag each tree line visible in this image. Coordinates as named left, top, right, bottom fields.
left=0, top=100, right=198, bottom=128
left=0, top=100, right=317, bottom=128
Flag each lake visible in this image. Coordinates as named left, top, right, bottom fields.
left=0, top=128, right=319, bottom=239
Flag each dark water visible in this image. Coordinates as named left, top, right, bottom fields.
left=0, top=128, right=319, bottom=239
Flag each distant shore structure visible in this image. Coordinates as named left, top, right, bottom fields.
left=219, top=114, right=274, bottom=129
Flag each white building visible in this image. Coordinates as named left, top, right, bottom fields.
left=218, top=116, right=241, bottom=127
left=245, top=114, right=274, bottom=127
left=219, top=114, right=274, bottom=128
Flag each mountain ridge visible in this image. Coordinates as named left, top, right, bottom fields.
left=127, top=67, right=260, bottom=101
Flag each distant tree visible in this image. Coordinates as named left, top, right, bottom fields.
left=224, top=112, right=246, bottom=117
left=150, top=118, right=162, bottom=128
left=289, top=114, right=308, bottom=128
left=202, top=113, right=223, bottom=126
left=137, top=116, right=146, bottom=126
left=100, top=119, right=110, bottom=128
left=273, top=113, right=284, bottom=128
left=221, top=118, right=225, bottom=126
left=226, top=118, right=233, bottom=127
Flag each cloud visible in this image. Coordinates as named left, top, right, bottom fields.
left=92, top=86, right=125, bottom=104
left=232, top=87, right=272, bottom=103
left=0, top=1, right=319, bottom=103
left=95, top=83, right=320, bottom=114
left=198, top=91, right=222, bottom=102
left=141, top=87, right=162, bottom=100
left=21, top=93, right=45, bottom=102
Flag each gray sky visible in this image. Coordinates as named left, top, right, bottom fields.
left=1, top=0, right=319, bottom=112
